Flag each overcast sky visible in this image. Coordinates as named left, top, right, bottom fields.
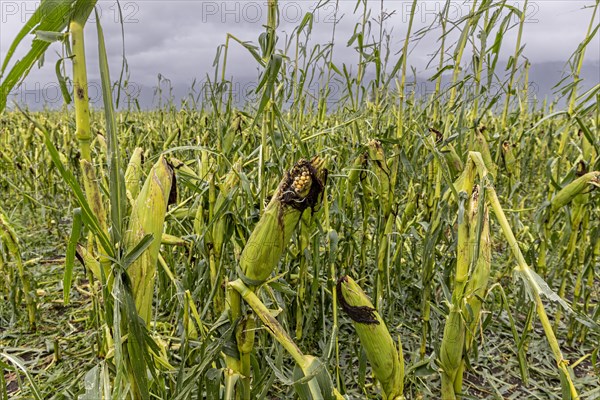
left=1, top=0, right=599, bottom=107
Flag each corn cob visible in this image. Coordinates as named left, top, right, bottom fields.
left=367, top=140, right=394, bottom=309
left=556, top=163, right=593, bottom=330
left=0, top=149, right=11, bottom=163
left=170, top=156, right=203, bottom=182
left=464, top=186, right=491, bottom=351
left=473, top=127, right=496, bottom=178
left=236, top=314, right=256, bottom=356
left=337, top=276, right=404, bottom=400
left=368, top=140, right=392, bottom=216
left=440, top=181, right=475, bottom=399
left=236, top=313, right=256, bottom=398
left=193, top=150, right=214, bottom=252
left=80, top=159, right=110, bottom=276
left=169, top=207, right=197, bottom=219
left=124, top=155, right=174, bottom=323
left=163, top=126, right=180, bottom=150
left=23, top=123, right=34, bottom=149
left=454, top=191, right=471, bottom=298
left=501, top=141, right=519, bottom=180
left=430, top=128, right=462, bottom=178
left=124, top=147, right=144, bottom=205
left=161, top=233, right=188, bottom=246
left=580, top=129, right=595, bottom=161
left=439, top=307, right=465, bottom=400
left=443, top=144, right=463, bottom=179
left=96, top=133, right=107, bottom=155
left=213, top=160, right=242, bottom=264
left=400, top=183, right=417, bottom=231
left=345, top=152, right=368, bottom=206
left=439, top=212, right=468, bottom=400
left=239, top=157, right=327, bottom=285
left=550, top=171, right=599, bottom=213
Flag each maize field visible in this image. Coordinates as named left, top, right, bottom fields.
left=0, top=0, right=599, bottom=399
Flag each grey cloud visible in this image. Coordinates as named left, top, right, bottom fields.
left=1, top=0, right=598, bottom=109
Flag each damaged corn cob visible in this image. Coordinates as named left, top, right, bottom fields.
left=239, top=156, right=327, bottom=285
left=337, top=276, right=404, bottom=400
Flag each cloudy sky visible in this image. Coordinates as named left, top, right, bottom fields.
left=1, top=0, right=599, bottom=108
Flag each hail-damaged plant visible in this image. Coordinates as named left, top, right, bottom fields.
left=467, top=152, right=584, bottom=399
left=230, top=279, right=344, bottom=400
left=337, top=276, right=404, bottom=399
left=239, top=157, right=327, bottom=286
left=0, top=0, right=599, bottom=399
left=1, top=2, right=180, bottom=399
left=439, top=183, right=492, bottom=399
left=228, top=156, right=327, bottom=399
left=0, top=210, right=36, bottom=330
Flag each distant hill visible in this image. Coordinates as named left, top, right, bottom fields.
left=4, top=61, right=598, bottom=111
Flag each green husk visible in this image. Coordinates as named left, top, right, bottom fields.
left=124, top=147, right=144, bottom=205
left=124, top=155, right=173, bottom=324
left=464, top=186, right=491, bottom=350
left=337, top=276, right=404, bottom=400
left=239, top=157, right=327, bottom=285
left=550, top=171, right=600, bottom=213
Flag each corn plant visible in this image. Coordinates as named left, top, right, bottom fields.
left=0, top=0, right=599, bottom=399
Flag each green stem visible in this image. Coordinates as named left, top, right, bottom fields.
left=471, top=152, right=579, bottom=399
left=70, top=14, right=93, bottom=162
left=501, top=0, right=528, bottom=130
left=225, top=285, right=243, bottom=399
left=230, top=279, right=306, bottom=366
left=567, top=1, right=599, bottom=116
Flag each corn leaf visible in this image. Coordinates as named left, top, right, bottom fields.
left=0, top=0, right=87, bottom=112
left=63, top=208, right=82, bottom=304
left=96, top=8, right=127, bottom=246
left=0, top=353, right=43, bottom=400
